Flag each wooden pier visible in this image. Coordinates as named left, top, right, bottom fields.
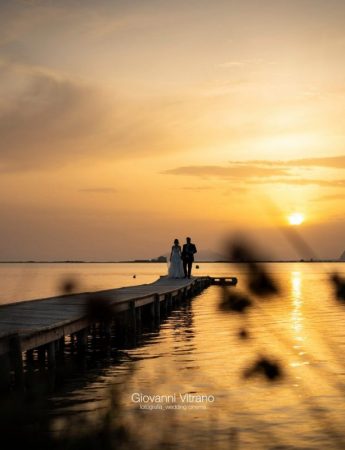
left=0, top=275, right=236, bottom=391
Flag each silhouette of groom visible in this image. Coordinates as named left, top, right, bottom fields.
left=181, top=237, right=197, bottom=279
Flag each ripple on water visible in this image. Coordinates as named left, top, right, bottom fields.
left=42, top=264, right=345, bottom=449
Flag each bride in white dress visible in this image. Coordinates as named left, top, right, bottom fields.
left=168, top=239, right=185, bottom=279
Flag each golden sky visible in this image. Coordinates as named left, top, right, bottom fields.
left=1, top=0, right=345, bottom=260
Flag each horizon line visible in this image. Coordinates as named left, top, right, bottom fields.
left=0, top=259, right=344, bottom=264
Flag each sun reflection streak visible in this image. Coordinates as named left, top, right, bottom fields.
left=290, top=272, right=309, bottom=375
left=292, top=272, right=303, bottom=334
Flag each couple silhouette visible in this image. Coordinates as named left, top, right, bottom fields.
left=168, top=237, right=197, bottom=279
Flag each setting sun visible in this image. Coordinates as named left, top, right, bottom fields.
left=288, top=213, right=305, bottom=226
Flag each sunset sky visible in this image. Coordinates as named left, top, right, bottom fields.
left=1, top=0, right=345, bottom=260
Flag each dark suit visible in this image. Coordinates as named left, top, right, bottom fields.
left=181, top=242, right=197, bottom=278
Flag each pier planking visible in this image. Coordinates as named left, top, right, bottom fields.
left=0, top=276, right=210, bottom=383
left=0, top=275, right=236, bottom=389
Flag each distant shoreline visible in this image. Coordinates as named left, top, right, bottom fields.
left=0, top=260, right=343, bottom=264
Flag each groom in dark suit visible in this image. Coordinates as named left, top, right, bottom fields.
left=181, top=237, right=197, bottom=279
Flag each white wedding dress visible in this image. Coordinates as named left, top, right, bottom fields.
left=168, top=245, right=185, bottom=279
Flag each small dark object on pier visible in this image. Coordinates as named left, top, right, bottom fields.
left=133, top=274, right=136, bottom=278
left=196, top=265, right=199, bottom=269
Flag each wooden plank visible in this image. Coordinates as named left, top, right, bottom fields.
left=0, top=276, right=213, bottom=355
left=134, top=295, right=156, bottom=308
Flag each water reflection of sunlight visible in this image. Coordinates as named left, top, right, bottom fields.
left=290, top=271, right=309, bottom=372
left=292, top=272, right=303, bottom=335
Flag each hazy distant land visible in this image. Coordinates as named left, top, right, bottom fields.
left=1, top=259, right=344, bottom=264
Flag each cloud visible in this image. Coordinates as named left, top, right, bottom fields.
left=0, top=68, right=109, bottom=172
left=179, top=186, right=212, bottom=191
left=218, top=61, right=245, bottom=68
left=0, top=1, right=156, bottom=46
left=235, top=155, right=345, bottom=168
left=0, top=61, right=215, bottom=172
left=163, top=156, right=345, bottom=187
left=165, top=166, right=345, bottom=187
left=285, top=155, right=345, bottom=168
left=79, top=188, right=118, bottom=193
left=162, top=164, right=289, bottom=178
left=248, top=178, right=345, bottom=187
left=217, top=59, right=265, bottom=69
left=312, top=193, right=345, bottom=202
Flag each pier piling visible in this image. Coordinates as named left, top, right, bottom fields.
left=9, top=335, right=24, bottom=389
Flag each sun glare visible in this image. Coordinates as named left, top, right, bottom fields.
left=288, top=213, right=305, bottom=226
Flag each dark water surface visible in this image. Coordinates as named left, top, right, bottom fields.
left=2, top=262, right=345, bottom=449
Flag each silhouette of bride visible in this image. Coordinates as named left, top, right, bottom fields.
left=168, top=239, right=184, bottom=279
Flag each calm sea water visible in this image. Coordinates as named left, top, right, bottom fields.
left=0, top=262, right=170, bottom=305
left=2, top=262, right=345, bottom=449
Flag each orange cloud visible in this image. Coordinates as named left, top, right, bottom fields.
left=163, top=164, right=290, bottom=179
left=163, top=157, right=345, bottom=186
